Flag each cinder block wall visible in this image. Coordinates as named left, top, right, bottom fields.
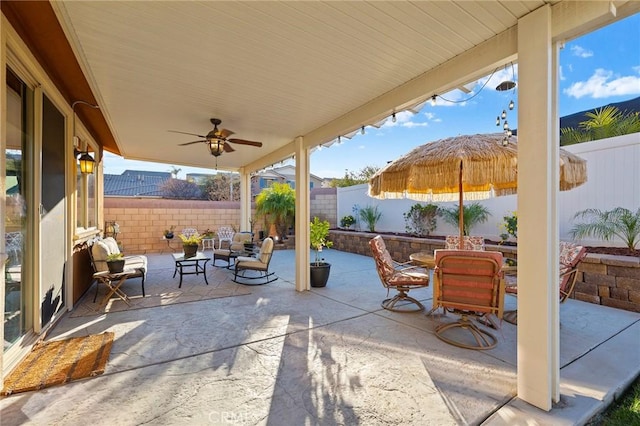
left=104, top=188, right=339, bottom=254
left=310, top=188, right=337, bottom=228
left=104, top=198, right=247, bottom=254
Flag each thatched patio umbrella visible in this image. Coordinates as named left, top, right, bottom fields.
left=368, top=133, right=587, bottom=248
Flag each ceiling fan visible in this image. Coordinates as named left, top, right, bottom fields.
left=169, top=118, right=263, bottom=157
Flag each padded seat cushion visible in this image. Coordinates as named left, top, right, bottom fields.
left=91, top=237, right=147, bottom=277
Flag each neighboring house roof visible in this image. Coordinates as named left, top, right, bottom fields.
left=186, top=173, right=216, bottom=182
left=104, top=171, right=171, bottom=197
left=268, top=166, right=323, bottom=182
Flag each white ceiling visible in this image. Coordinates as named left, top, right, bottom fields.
left=51, top=1, right=630, bottom=173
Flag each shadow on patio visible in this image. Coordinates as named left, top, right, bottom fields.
left=1, top=249, right=638, bottom=425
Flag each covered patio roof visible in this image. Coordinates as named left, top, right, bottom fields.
left=7, top=1, right=637, bottom=173
left=3, top=0, right=639, bottom=414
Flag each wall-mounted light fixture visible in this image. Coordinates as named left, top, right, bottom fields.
left=72, top=100, right=99, bottom=175
left=74, top=148, right=96, bottom=174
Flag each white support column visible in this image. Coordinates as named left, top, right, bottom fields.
left=294, top=137, right=310, bottom=291
left=517, top=5, right=560, bottom=411
left=239, top=168, right=251, bottom=232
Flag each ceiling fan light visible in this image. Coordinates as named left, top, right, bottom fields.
left=208, top=138, right=225, bottom=157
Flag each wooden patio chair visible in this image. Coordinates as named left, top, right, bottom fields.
left=233, top=237, right=276, bottom=285
left=432, top=249, right=505, bottom=350
left=369, top=235, right=430, bottom=312
left=503, top=241, right=587, bottom=325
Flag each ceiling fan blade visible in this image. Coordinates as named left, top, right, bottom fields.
left=168, top=130, right=207, bottom=138
left=228, top=138, right=263, bottom=147
left=218, top=128, right=235, bottom=139
left=223, top=142, right=235, bottom=153
left=178, top=139, right=206, bottom=146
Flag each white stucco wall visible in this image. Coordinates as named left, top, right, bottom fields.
left=337, top=133, right=640, bottom=247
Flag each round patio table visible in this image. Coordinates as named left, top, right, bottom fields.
left=409, top=252, right=436, bottom=269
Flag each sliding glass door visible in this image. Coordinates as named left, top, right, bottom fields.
left=4, top=67, right=33, bottom=349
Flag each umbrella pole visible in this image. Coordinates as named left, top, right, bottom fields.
left=459, top=161, right=464, bottom=249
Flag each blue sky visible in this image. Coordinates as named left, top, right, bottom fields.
left=105, top=13, right=640, bottom=179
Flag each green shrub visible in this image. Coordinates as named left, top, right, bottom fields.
left=340, top=215, right=356, bottom=228
left=403, top=203, right=438, bottom=236
left=499, top=211, right=518, bottom=242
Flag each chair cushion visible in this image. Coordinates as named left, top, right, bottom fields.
left=103, top=237, right=120, bottom=254
left=445, top=235, right=485, bottom=250
left=91, top=240, right=111, bottom=272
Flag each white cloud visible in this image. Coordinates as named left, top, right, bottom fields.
left=476, top=63, right=518, bottom=94
left=564, top=68, right=640, bottom=99
left=423, top=112, right=435, bottom=120
left=571, top=45, right=594, bottom=58
left=402, top=121, right=428, bottom=128
left=358, top=145, right=365, bottom=150
left=559, top=66, right=566, bottom=81
left=634, top=65, right=640, bottom=73
left=382, top=110, right=414, bottom=128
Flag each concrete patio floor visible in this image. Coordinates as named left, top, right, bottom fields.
left=1, top=249, right=638, bottom=425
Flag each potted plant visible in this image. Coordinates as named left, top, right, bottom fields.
left=164, top=225, right=176, bottom=239
left=310, top=217, right=333, bottom=287
left=106, top=253, right=125, bottom=274
left=178, top=232, right=203, bottom=258
left=340, top=215, right=356, bottom=229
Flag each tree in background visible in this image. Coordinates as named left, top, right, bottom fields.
left=169, top=166, right=182, bottom=179
left=201, top=173, right=240, bottom=201
left=160, top=178, right=205, bottom=199
left=560, top=106, right=640, bottom=146
left=329, top=165, right=381, bottom=188
left=255, top=182, right=296, bottom=241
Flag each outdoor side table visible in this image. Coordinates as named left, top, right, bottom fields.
left=172, top=252, right=210, bottom=287
left=93, top=270, right=136, bottom=306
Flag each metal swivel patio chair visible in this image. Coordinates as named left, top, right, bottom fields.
left=369, top=235, right=430, bottom=312
left=432, top=249, right=505, bottom=350
left=503, top=241, right=587, bottom=325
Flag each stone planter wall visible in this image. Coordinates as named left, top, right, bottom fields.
left=575, top=255, right=640, bottom=313
left=329, top=230, right=640, bottom=313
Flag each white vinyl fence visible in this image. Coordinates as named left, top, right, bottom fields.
left=337, top=133, right=640, bottom=247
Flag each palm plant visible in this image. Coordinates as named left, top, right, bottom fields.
left=570, top=207, right=640, bottom=251
left=255, top=182, right=295, bottom=241
left=440, top=202, right=491, bottom=236
left=359, top=205, right=382, bottom=232
left=560, top=106, right=640, bottom=146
